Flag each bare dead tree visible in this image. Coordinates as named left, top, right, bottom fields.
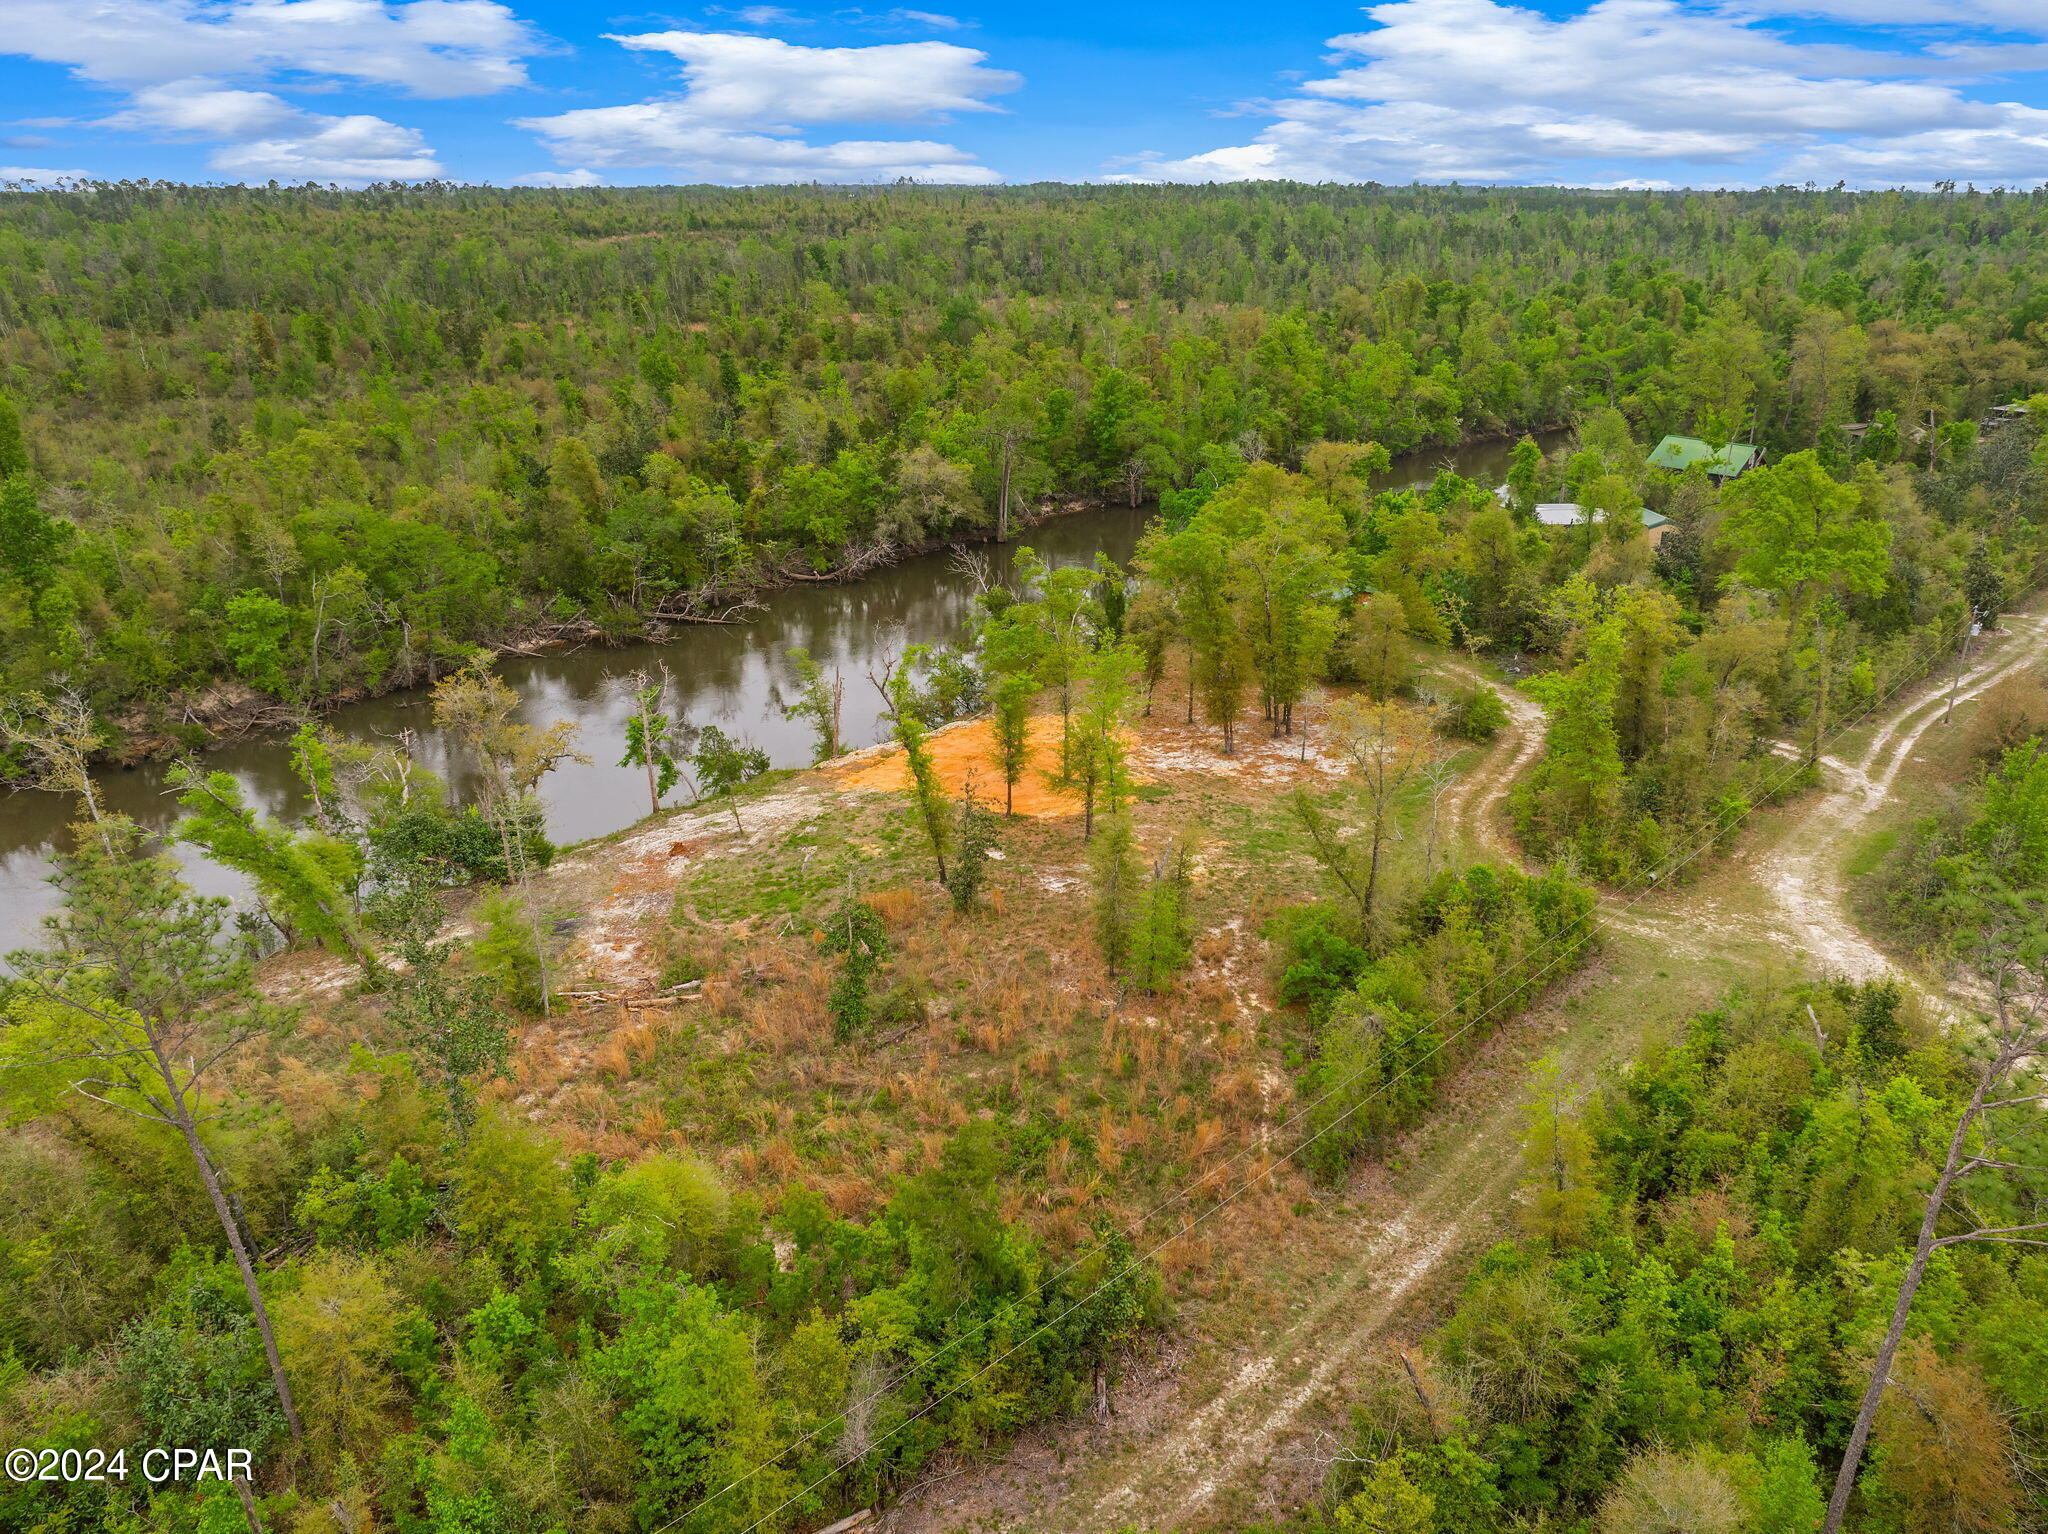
left=947, top=545, right=997, bottom=596
left=0, top=685, right=112, bottom=850
left=1823, top=880, right=2048, bottom=1533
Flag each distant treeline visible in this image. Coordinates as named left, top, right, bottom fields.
left=0, top=182, right=2044, bottom=739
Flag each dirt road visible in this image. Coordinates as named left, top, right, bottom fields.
left=879, top=613, right=2045, bottom=1534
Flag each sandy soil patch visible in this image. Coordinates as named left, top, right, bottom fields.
left=827, top=714, right=1152, bottom=816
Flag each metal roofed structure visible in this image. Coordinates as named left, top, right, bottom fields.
left=1647, top=434, right=1761, bottom=480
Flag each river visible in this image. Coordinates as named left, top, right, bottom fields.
left=0, top=433, right=1560, bottom=953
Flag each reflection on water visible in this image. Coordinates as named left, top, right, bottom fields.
left=0, top=433, right=1558, bottom=953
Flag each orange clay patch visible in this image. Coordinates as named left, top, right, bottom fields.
left=827, top=714, right=1148, bottom=818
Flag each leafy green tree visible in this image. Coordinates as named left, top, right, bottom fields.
left=1141, top=519, right=1251, bottom=753
left=591, top=1281, right=790, bottom=1533
left=385, top=918, right=512, bottom=1132
left=473, top=892, right=547, bottom=1013
left=581, top=1154, right=729, bottom=1273
left=0, top=476, right=66, bottom=596
left=1344, top=594, right=1411, bottom=701
left=0, top=392, right=27, bottom=477
left=618, top=668, right=683, bottom=815
left=780, top=646, right=843, bottom=762
left=548, top=435, right=606, bottom=515
left=1460, top=502, right=1540, bottom=649
left=171, top=764, right=371, bottom=963
left=1518, top=1054, right=1600, bottom=1246
left=982, top=602, right=1047, bottom=815
left=1718, top=451, right=1891, bottom=613
left=1127, top=834, right=1196, bottom=992
left=1505, top=434, right=1544, bottom=517
left=222, top=590, right=297, bottom=698
left=1326, top=1457, right=1434, bottom=1533
left=1090, top=808, right=1142, bottom=977
left=688, top=725, right=769, bottom=832
left=1012, top=548, right=1102, bottom=775
left=272, top=1252, right=404, bottom=1471
left=987, top=669, right=1038, bottom=818
left=453, top=1112, right=576, bottom=1274
left=1516, top=615, right=1627, bottom=873
left=949, top=778, right=1000, bottom=913
left=1069, top=643, right=1140, bottom=839
left=1218, top=464, right=1346, bottom=734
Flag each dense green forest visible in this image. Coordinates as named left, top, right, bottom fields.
left=1298, top=971, right=2048, bottom=1533
left=3, top=183, right=2048, bottom=1534
left=1, top=182, right=2046, bottom=747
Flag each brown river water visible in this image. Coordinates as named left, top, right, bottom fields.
left=0, top=434, right=1558, bottom=954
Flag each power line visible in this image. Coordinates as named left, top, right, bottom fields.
left=662, top=583, right=2022, bottom=1534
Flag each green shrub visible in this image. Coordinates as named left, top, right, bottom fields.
left=1441, top=683, right=1510, bottom=742
left=472, top=893, right=547, bottom=1012
left=1269, top=903, right=1373, bottom=1014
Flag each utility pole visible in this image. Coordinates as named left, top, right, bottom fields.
left=1943, top=617, right=1975, bottom=726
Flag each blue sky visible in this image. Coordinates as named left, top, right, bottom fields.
left=4, top=0, right=2047, bottom=191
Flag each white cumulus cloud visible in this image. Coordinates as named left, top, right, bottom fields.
left=516, top=29, right=1016, bottom=184
left=106, top=79, right=441, bottom=182
left=2, top=0, right=549, bottom=184
left=603, top=31, right=1016, bottom=125
left=8, top=0, right=543, bottom=97
left=514, top=166, right=605, bottom=186
left=1119, top=0, right=2048, bottom=189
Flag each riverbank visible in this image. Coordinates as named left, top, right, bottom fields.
left=46, top=425, right=1571, bottom=773
left=93, top=493, right=1120, bottom=768
left=0, top=428, right=1565, bottom=953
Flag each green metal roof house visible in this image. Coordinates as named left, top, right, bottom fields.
left=1648, top=435, right=1761, bottom=479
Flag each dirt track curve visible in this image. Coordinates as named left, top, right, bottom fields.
left=877, top=606, right=2048, bottom=1534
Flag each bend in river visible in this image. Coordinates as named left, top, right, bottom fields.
left=0, top=433, right=1559, bottom=954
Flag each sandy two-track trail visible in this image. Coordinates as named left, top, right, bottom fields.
left=877, top=604, right=2048, bottom=1534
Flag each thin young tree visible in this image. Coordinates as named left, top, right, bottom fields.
left=982, top=603, right=1047, bottom=816
left=1419, top=751, right=1462, bottom=881
left=949, top=776, right=1000, bottom=914
left=432, top=659, right=586, bottom=1017
left=877, top=645, right=953, bottom=887
left=618, top=667, right=684, bottom=816
left=1013, top=548, right=1100, bottom=777
left=781, top=646, right=844, bottom=763
left=372, top=881, right=512, bottom=1141
left=688, top=725, right=770, bottom=832
left=1298, top=697, right=1438, bottom=930
left=1069, top=644, right=1141, bottom=840
left=1127, top=831, right=1197, bottom=993
left=988, top=669, right=1036, bottom=818
left=1, top=818, right=304, bottom=1443
left=1090, top=806, right=1142, bottom=978
left=1821, top=879, right=2048, bottom=1534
